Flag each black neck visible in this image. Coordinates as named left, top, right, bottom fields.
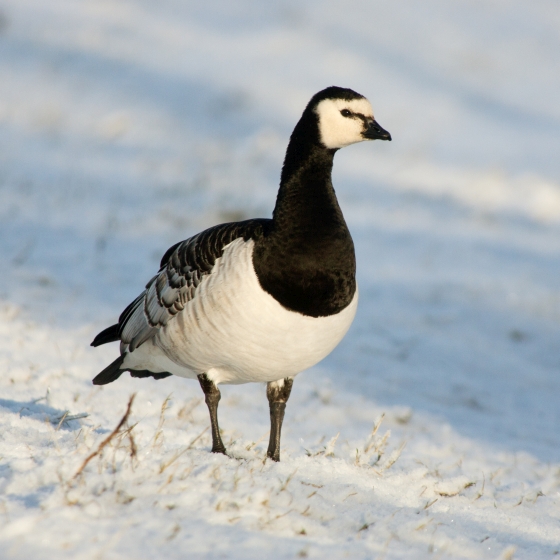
left=272, top=111, right=345, bottom=238
left=252, top=110, right=356, bottom=318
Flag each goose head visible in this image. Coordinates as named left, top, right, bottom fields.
left=311, top=86, right=391, bottom=149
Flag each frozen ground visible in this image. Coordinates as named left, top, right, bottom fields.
left=1, top=1, right=560, bottom=558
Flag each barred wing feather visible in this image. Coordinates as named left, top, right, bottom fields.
left=102, top=219, right=270, bottom=352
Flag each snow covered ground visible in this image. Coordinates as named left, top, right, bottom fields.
left=1, top=1, right=560, bottom=558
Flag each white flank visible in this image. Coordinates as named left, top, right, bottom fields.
left=123, top=238, right=358, bottom=384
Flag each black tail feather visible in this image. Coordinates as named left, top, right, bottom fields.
left=91, top=324, right=120, bottom=347
left=130, top=370, right=173, bottom=380
left=92, top=355, right=126, bottom=385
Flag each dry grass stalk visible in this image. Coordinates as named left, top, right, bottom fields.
left=301, top=482, right=323, bottom=489
left=372, top=431, right=390, bottom=456
left=423, top=498, right=438, bottom=510
left=246, top=431, right=269, bottom=451
left=414, top=518, right=433, bottom=531
left=307, top=433, right=340, bottom=458
left=474, top=473, right=486, bottom=501
left=436, top=480, right=475, bottom=498
left=54, top=411, right=89, bottom=431
left=382, top=441, right=406, bottom=470
left=124, top=425, right=138, bottom=461
left=73, top=393, right=136, bottom=479
left=159, top=426, right=209, bottom=473
left=278, top=469, right=298, bottom=492
left=177, top=397, right=201, bottom=420
left=364, top=413, right=385, bottom=453
left=152, top=394, right=172, bottom=448
left=272, top=508, right=294, bottom=521
left=324, top=433, right=339, bottom=457
left=354, top=448, right=361, bottom=466
left=55, top=411, right=69, bottom=431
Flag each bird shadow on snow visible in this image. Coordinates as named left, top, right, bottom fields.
left=0, top=397, right=87, bottom=432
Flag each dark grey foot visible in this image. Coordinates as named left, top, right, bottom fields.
left=198, top=374, right=227, bottom=455
left=266, top=378, right=293, bottom=462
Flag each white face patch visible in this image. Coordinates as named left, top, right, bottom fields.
left=315, top=97, right=374, bottom=149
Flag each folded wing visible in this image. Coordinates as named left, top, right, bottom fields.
left=91, top=219, right=270, bottom=351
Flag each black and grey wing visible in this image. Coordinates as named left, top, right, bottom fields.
left=91, top=219, right=270, bottom=353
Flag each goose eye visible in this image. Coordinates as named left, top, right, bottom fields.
left=340, top=109, right=352, bottom=117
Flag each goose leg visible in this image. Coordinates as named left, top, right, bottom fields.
left=266, top=377, right=293, bottom=462
left=198, top=374, right=226, bottom=454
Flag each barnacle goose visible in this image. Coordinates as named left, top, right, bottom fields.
left=91, top=86, right=391, bottom=461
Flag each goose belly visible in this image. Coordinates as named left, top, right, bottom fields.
left=155, top=238, right=358, bottom=385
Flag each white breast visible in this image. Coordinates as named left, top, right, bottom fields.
left=122, top=238, right=358, bottom=385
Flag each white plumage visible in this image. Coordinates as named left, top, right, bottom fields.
left=123, top=238, right=358, bottom=385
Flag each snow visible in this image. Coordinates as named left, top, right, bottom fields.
left=1, top=0, right=560, bottom=558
